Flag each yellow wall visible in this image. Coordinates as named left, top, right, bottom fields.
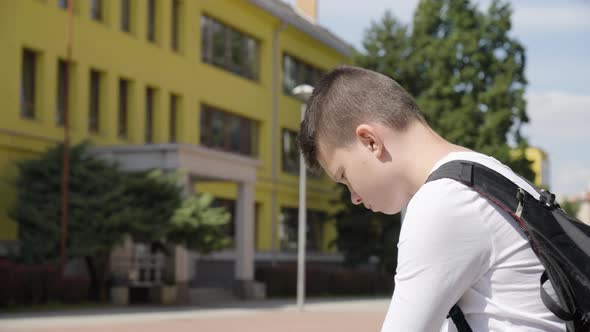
left=0, top=0, right=350, bottom=252
left=511, top=147, right=549, bottom=188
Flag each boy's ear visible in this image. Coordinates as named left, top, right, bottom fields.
left=355, top=124, right=384, bottom=158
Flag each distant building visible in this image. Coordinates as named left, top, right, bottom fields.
left=575, top=192, right=590, bottom=225
left=511, top=147, right=550, bottom=188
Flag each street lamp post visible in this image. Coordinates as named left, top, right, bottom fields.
left=292, top=84, right=314, bottom=312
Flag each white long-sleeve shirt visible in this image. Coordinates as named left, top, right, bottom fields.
left=380, top=151, right=565, bottom=332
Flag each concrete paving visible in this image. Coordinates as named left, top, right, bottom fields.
left=0, top=297, right=391, bottom=332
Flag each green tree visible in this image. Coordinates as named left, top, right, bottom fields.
left=331, top=186, right=401, bottom=276
left=13, top=143, right=230, bottom=301
left=356, top=0, right=533, bottom=178
left=14, top=143, right=132, bottom=301
left=121, top=170, right=182, bottom=246
left=561, top=199, right=581, bottom=217
left=337, top=0, right=534, bottom=274
left=167, top=193, right=231, bottom=253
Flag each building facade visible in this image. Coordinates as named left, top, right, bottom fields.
left=0, top=0, right=352, bottom=294
left=511, top=147, right=551, bottom=189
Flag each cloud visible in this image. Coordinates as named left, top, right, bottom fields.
left=554, top=162, right=590, bottom=199
left=524, top=91, right=590, bottom=141
left=512, top=4, right=590, bottom=32
left=523, top=91, right=590, bottom=196
left=318, top=0, right=419, bottom=21
left=292, top=0, right=420, bottom=49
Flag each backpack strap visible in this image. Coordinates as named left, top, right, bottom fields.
left=447, top=305, right=473, bottom=332
left=428, top=160, right=539, bottom=331
left=426, top=160, right=519, bottom=211
left=427, top=160, right=579, bottom=329
left=426, top=160, right=538, bottom=252
left=540, top=271, right=575, bottom=321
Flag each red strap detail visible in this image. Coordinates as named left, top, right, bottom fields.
left=472, top=188, right=540, bottom=257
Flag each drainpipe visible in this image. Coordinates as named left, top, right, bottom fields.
left=60, top=0, right=74, bottom=274
left=270, top=20, right=288, bottom=265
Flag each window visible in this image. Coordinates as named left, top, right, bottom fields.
left=229, top=30, right=243, bottom=72
left=209, top=199, right=260, bottom=249
left=283, top=54, right=324, bottom=95
left=88, top=69, right=102, bottom=133
left=201, top=16, right=212, bottom=62
left=201, top=15, right=259, bottom=80
left=145, top=87, right=155, bottom=143
left=56, top=59, right=71, bottom=126
left=118, top=79, right=129, bottom=138
left=211, top=19, right=225, bottom=67
left=244, top=39, right=258, bottom=79
left=281, top=128, right=321, bottom=178
left=90, top=0, right=102, bottom=21
left=171, top=0, right=181, bottom=51
left=120, top=0, right=131, bottom=32
left=169, top=94, right=179, bottom=142
left=200, top=105, right=258, bottom=157
left=282, top=129, right=300, bottom=175
left=58, top=0, right=78, bottom=13
left=279, top=208, right=326, bottom=252
left=21, top=49, right=37, bottom=119
left=147, top=0, right=156, bottom=42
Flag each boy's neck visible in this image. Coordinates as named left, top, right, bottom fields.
left=400, top=122, right=471, bottom=197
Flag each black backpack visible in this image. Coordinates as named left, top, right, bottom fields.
left=426, top=160, right=590, bottom=332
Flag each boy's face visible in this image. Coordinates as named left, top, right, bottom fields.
left=319, top=123, right=409, bottom=215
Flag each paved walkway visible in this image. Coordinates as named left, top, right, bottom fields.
left=0, top=297, right=391, bottom=332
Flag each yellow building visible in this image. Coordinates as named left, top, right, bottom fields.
left=511, top=147, right=550, bottom=189
left=0, top=0, right=352, bottom=294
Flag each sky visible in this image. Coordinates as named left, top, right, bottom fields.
left=286, top=0, right=590, bottom=199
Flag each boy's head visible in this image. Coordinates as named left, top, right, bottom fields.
left=298, top=65, right=427, bottom=214
left=299, top=66, right=425, bottom=172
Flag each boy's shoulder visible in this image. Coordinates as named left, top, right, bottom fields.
left=406, top=177, right=476, bottom=225
left=413, top=150, right=525, bottom=207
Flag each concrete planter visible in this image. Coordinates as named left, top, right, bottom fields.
left=234, top=280, right=266, bottom=300
left=149, top=285, right=178, bottom=304
left=160, top=285, right=178, bottom=305
left=110, top=286, right=129, bottom=305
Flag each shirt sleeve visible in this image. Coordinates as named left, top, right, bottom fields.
left=380, top=179, right=493, bottom=332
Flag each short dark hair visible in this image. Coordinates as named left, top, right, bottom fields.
left=298, top=65, right=426, bottom=172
